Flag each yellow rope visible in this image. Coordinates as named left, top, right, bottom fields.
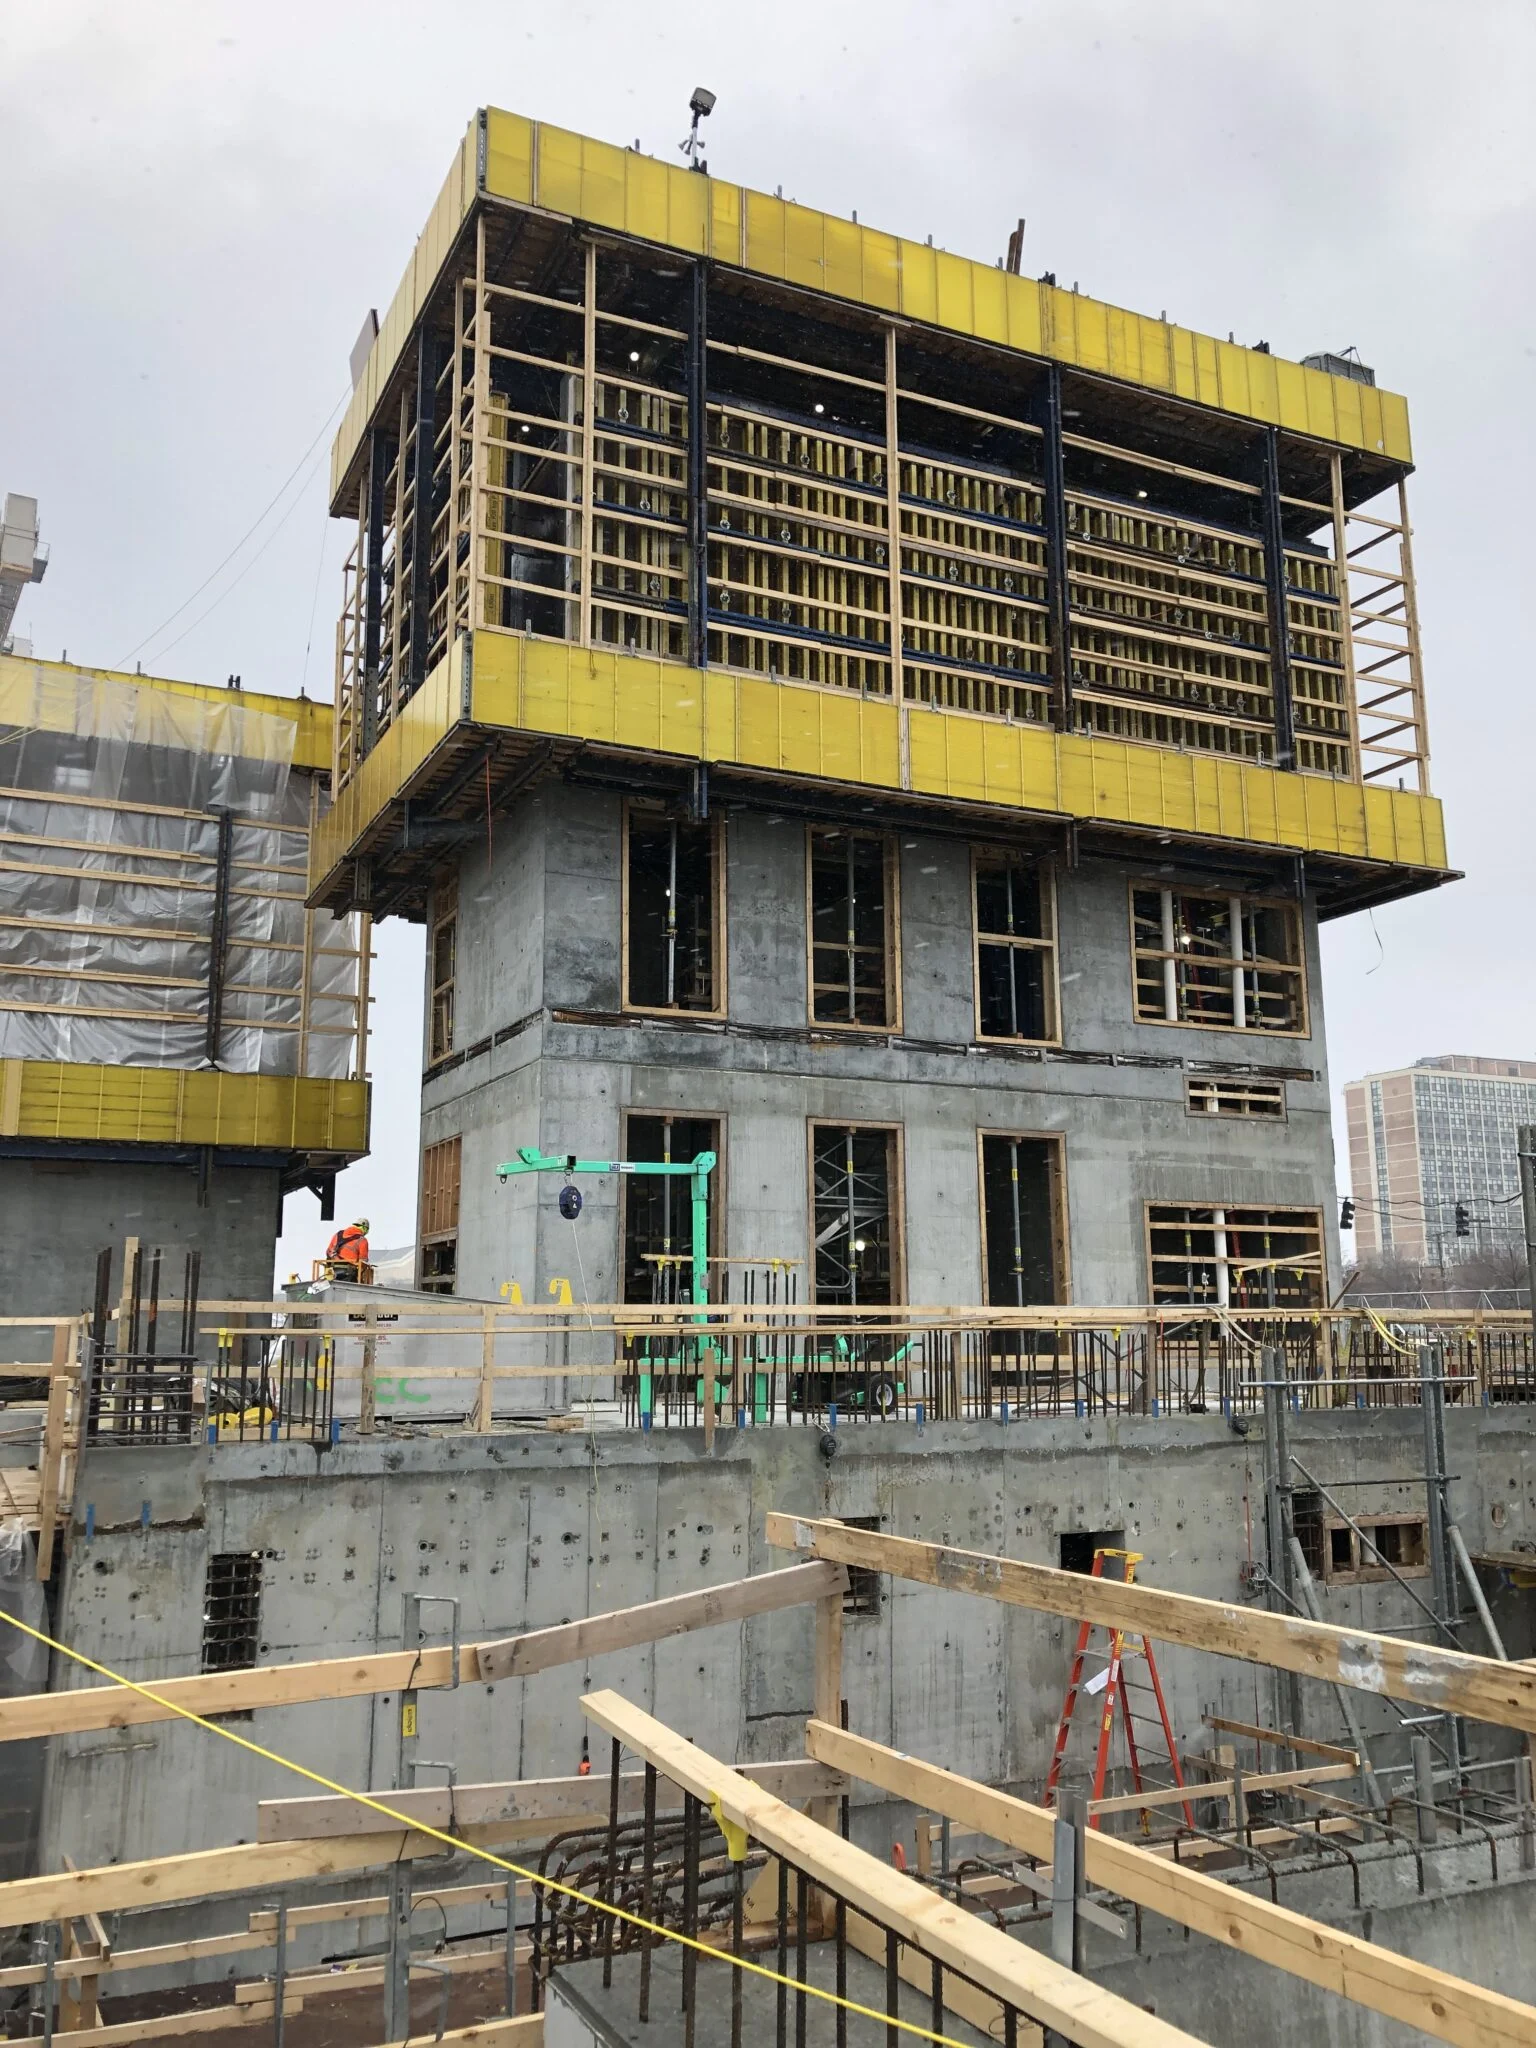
left=1363, top=1305, right=1414, bottom=1357
left=0, top=1604, right=981, bottom=2048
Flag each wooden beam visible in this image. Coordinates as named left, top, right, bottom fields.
left=806, top=1720, right=1536, bottom=2048
left=0, top=1879, right=527, bottom=1989
left=0, top=1561, right=845, bottom=1740
left=581, top=1688, right=1205, bottom=2048
left=51, top=1990, right=302, bottom=2046
left=1203, top=1715, right=1358, bottom=1765
left=844, top=1907, right=1043, bottom=2048
left=766, top=1512, right=1536, bottom=1736
left=259, top=1758, right=844, bottom=1843
left=474, top=1561, right=847, bottom=1681
left=1087, top=1761, right=1353, bottom=1817
left=0, top=1815, right=565, bottom=1930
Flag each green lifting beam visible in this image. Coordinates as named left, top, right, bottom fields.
left=495, top=1146, right=717, bottom=1306
left=495, top=1146, right=725, bottom=1427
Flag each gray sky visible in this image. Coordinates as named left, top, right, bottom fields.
left=4, top=0, right=1532, bottom=1276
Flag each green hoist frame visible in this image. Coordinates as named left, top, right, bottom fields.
left=495, top=1146, right=724, bottom=1423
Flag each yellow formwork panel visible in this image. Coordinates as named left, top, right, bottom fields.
left=334, top=109, right=1414, bottom=509
left=0, top=1063, right=369, bottom=1156
left=310, top=641, right=462, bottom=892
left=0, top=655, right=332, bottom=774
left=461, top=633, right=1446, bottom=874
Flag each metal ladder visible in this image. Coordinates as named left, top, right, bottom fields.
left=1043, top=1547, right=1193, bottom=1829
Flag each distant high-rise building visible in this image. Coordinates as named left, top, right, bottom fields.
left=1344, top=1056, right=1536, bottom=1262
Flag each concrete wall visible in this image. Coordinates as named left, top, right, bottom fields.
left=39, top=1402, right=1536, bottom=1882
left=0, top=1157, right=281, bottom=1360
left=421, top=790, right=1337, bottom=1307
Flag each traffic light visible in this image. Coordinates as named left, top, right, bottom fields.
left=1339, top=1197, right=1356, bottom=1230
left=1454, top=1201, right=1470, bottom=1238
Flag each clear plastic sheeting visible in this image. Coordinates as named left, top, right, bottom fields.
left=0, top=662, right=362, bottom=1078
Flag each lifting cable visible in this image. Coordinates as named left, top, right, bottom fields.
left=0, top=1604, right=980, bottom=2048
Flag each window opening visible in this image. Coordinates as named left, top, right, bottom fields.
left=429, top=911, right=456, bottom=1062
left=809, top=829, right=895, bottom=1028
left=625, top=809, right=720, bottom=1012
left=419, top=1135, right=461, bottom=1296
left=974, top=856, right=1056, bottom=1041
left=1291, top=1490, right=1326, bottom=1579
left=837, top=1515, right=883, bottom=1618
left=1185, top=1075, right=1286, bottom=1119
left=1132, top=885, right=1303, bottom=1034
left=621, top=1114, right=721, bottom=1305
left=1059, top=1528, right=1125, bottom=1574
left=1323, top=1514, right=1430, bottom=1582
left=1146, top=1204, right=1323, bottom=1309
left=202, top=1551, right=262, bottom=1717
left=812, top=1124, right=897, bottom=1305
left=979, top=1135, right=1061, bottom=1306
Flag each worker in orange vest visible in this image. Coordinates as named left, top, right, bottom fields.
left=326, top=1219, right=370, bottom=1274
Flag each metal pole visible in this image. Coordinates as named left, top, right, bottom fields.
left=385, top=1592, right=422, bottom=2041
left=1419, top=1343, right=1466, bottom=1782
left=1261, top=1346, right=1301, bottom=1733
left=1412, top=1735, right=1438, bottom=1846
left=1045, top=1787, right=1084, bottom=2048
left=272, top=1901, right=288, bottom=2048
left=505, top=1874, right=519, bottom=2016
left=1519, top=1127, right=1536, bottom=1363
left=1447, top=1520, right=1508, bottom=1661
left=1287, top=1536, right=1385, bottom=1811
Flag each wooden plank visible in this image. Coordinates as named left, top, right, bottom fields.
left=766, top=1512, right=1536, bottom=1736
left=1087, top=1761, right=1353, bottom=1817
left=0, top=1879, right=528, bottom=1990
left=34, top=1320, right=73, bottom=1580
left=581, top=1688, right=1204, bottom=2048
left=0, top=1565, right=845, bottom=1741
left=0, top=1813, right=575, bottom=1930
left=51, top=1990, right=303, bottom=2046
left=475, top=1559, right=847, bottom=1681
left=807, top=1719, right=1536, bottom=2048
left=844, top=1906, right=1043, bottom=2048
left=259, top=1758, right=844, bottom=1843
left=1204, top=1715, right=1358, bottom=1764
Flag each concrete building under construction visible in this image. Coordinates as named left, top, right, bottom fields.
left=13, top=105, right=1536, bottom=2048
left=0, top=655, right=371, bottom=1334
left=315, top=108, right=1450, bottom=1317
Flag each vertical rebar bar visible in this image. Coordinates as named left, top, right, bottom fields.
left=730, top=1858, right=745, bottom=2048
left=795, top=1867, right=808, bottom=2048
left=637, top=1761, right=657, bottom=2023
left=885, top=1928, right=899, bottom=2048
left=930, top=1957, right=943, bottom=2042
left=683, top=1795, right=700, bottom=2048
left=835, top=1897, right=847, bottom=2048
left=603, top=1737, right=621, bottom=1989
left=776, top=1858, right=788, bottom=2048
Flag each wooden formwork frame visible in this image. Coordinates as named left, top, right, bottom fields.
left=2, top=1512, right=1534, bottom=2046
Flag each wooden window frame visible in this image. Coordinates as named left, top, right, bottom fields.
left=1184, top=1075, right=1288, bottom=1121
left=975, top=1129, right=1072, bottom=1306
left=1321, top=1512, right=1431, bottom=1585
left=806, top=1118, right=906, bottom=1306
left=805, top=826, right=902, bottom=1034
left=428, top=873, right=458, bottom=1065
left=1143, top=1202, right=1325, bottom=1309
left=1128, top=880, right=1309, bottom=1039
left=418, top=1134, right=462, bottom=1295
left=970, top=848, right=1061, bottom=1046
left=620, top=801, right=727, bottom=1020
left=618, top=1107, right=727, bottom=1303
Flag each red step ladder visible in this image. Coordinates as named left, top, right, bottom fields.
left=1043, top=1547, right=1193, bottom=1830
